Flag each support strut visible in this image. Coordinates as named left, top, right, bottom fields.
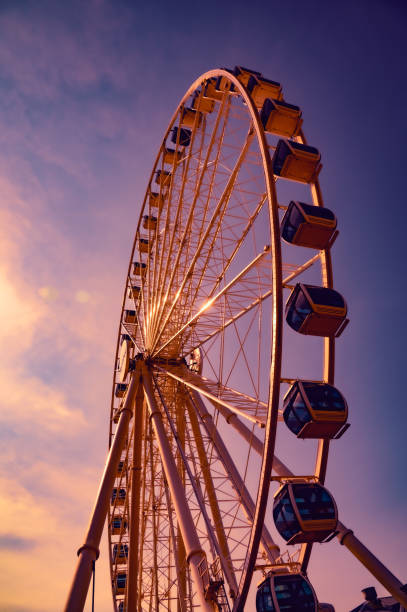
left=336, top=521, right=407, bottom=609
left=64, top=368, right=140, bottom=612
left=142, top=366, right=214, bottom=611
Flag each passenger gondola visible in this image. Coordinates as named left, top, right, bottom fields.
left=260, top=99, right=302, bottom=138
left=115, top=383, right=127, bottom=398
left=256, top=571, right=317, bottom=612
left=112, top=543, right=129, bottom=564
left=111, top=515, right=127, bottom=535
left=114, top=572, right=127, bottom=594
left=132, top=261, right=147, bottom=277
left=247, top=75, right=283, bottom=107
left=281, top=201, right=337, bottom=249
left=203, top=78, right=223, bottom=101
left=155, top=169, right=171, bottom=187
left=285, top=283, right=348, bottom=337
left=180, top=107, right=202, bottom=128
left=142, top=215, right=157, bottom=230
left=138, top=238, right=151, bottom=253
left=191, top=92, right=215, bottom=114
left=283, top=381, right=349, bottom=439
left=149, top=191, right=165, bottom=212
left=273, top=139, right=321, bottom=183
left=124, top=309, right=137, bottom=323
left=273, top=481, right=338, bottom=544
left=111, top=488, right=126, bottom=506
left=234, top=65, right=263, bottom=87
left=163, top=147, right=182, bottom=165
left=128, top=284, right=141, bottom=299
left=171, top=126, right=192, bottom=147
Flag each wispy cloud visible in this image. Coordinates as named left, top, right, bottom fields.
left=0, top=534, right=36, bottom=552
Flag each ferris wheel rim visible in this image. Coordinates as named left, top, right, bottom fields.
left=108, top=67, right=335, bottom=611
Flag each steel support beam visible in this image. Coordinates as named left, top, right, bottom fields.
left=189, top=389, right=280, bottom=562
left=185, top=395, right=239, bottom=599
left=64, top=368, right=140, bottom=612
left=206, top=397, right=294, bottom=478
left=336, top=521, right=407, bottom=609
left=142, top=366, right=214, bottom=611
left=126, top=384, right=145, bottom=610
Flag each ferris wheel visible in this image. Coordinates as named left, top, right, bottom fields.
left=65, top=68, right=407, bottom=612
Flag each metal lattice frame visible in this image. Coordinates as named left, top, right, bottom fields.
left=107, top=68, right=326, bottom=611
left=65, top=68, right=407, bottom=612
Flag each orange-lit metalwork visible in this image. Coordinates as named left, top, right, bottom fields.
left=64, top=67, right=407, bottom=612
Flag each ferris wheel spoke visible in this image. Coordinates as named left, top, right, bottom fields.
left=175, top=167, right=266, bottom=329
left=200, top=394, right=294, bottom=478
left=149, top=97, right=232, bottom=345
left=151, top=129, right=255, bottom=356
left=182, top=251, right=322, bottom=356
left=154, top=247, right=271, bottom=357
left=149, top=107, right=210, bottom=336
left=207, top=192, right=268, bottom=297
left=155, top=364, right=267, bottom=426
left=187, top=389, right=280, bottom=564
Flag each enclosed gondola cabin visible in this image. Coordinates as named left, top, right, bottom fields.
left=247, top=75, right=283, bottom=107
left=113, top=543, right=129, bottom=564
left=163, top=147, right=182, bottom=165
left=142, top=215, right=157, bottom=231
left=155, top=169, right=171, bottom=188
left=111, top=488, right=126, bottom=506
left=133, top=261, right=147, bottom=278
left=285, top=283, right=348, bottom=337
left=180, top=107, right=202, bottom=129
left=115, top=383, right=127, bottom=398
left=273, top=482, right=338, bottom=544
left=281, top=201, right=337, bottom=250
left=283, top=381, right=349, bottom=439
left=128, top=284, right=141, bottom=299
left=256, top=572, right=317, bottom=612
left=149, top=191, right=165, bottom=212
left=171, top=126, right=192, bottom=147
left=261, top=99, right=302, bottom=138
left=138, top=238, right=151, bottom=254
left=124, top=309, right=137, bottom=323
left=273, top=139, right=321, bottom=184
left=114, top=572, right=127, bottom=595
left=234, top=65, right=263, bottom=87
left=191, top=92, right=215, bottom=114
left=204, top=78, right=223, bottom=101
left=111, top=515, right=127, bottom=535
left=215, top=73, right=236, bottom=94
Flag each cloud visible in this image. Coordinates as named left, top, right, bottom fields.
left=0, top=534, right=36, bottom=551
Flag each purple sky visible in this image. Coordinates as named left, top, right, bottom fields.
left=0, top=1, right=406, bottom=610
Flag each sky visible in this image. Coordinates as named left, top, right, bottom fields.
left=0, top=0, right=406, bottom=611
